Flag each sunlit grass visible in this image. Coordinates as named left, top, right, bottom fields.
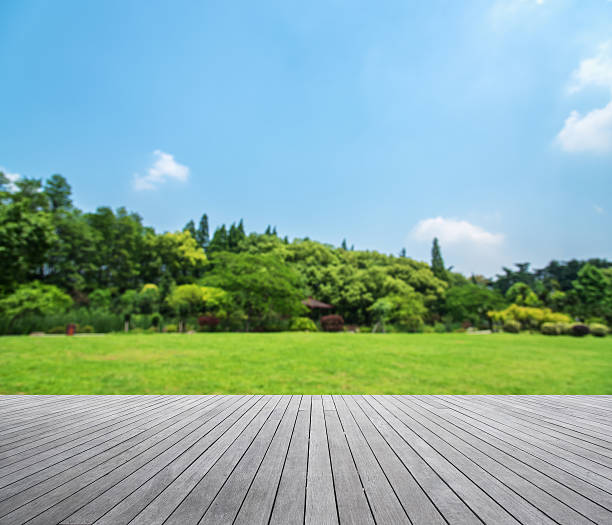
left=0, top=332, right=610, bottom=394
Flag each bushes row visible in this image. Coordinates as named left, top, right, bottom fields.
left=537, top=322, right=608, bottom=336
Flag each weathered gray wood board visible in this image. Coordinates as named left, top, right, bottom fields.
left=0, top=395, right=610, bottom=524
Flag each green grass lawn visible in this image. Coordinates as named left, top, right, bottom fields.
left=0, top=332, right=610, bottom=394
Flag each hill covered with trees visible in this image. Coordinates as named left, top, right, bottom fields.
left=1, top=172, right=611, bottom=334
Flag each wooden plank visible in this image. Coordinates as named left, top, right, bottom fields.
left=199, top=396, right=293, bottom=524
left=119, top=396, right=280, bottom=525
left=333, top=395, right=410, bottom=523
left=55, top=396, right=259, bottom=525
left=324, top=398, right=374, bottom=525
left=305, top=395, right=338, bottom=525
left=0, top=396, right=199, bottom=481
left=0, top=396, right=215, bottom=500
left=372, top=396, right=521, bottom=525
left=233, top=396, right=301, bottom=525
left=0, top=395, right=610, bottom=525
left=269, top=396, right=310, bottom=525
left=358, top=396, right=481, bottom=525
left=395, top=396, right=610, bottom=524
left=0, top=396, right=185, bottom=473
left=0, top=396, right=248, bottom=525
left=347, top=396, right=446, bottom=525
left=428, top=396, right=612, bottom=495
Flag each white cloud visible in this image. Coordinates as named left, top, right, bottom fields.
left=557, top=42, right=612, bottom=154
left=133, top=150, right=190, bottom=191
left=410, top=217, right=504, bottom=246
left=0, top=166, right=20, bottom=191
left=594, top=204, right=605, bottom=214
left=568, top=42, right=612, bottom=94
left=557, top=102, right=612, bottom=153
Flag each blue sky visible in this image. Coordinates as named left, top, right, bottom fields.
left=1, top=0, right=611, bottom=276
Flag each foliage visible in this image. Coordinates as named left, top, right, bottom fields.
left=289, top=317, right=318, bottom=332
left=202, top=252, right=306, bottom=330
left=505, top=282, right=540, bottom=306
left=540, top=322, right=561, bottom=335
left=503, top=320, right=521, bottom=333
left=488, top=304, right=571, bottom=330
left=320, top=314, right=344, bottom=332
left=166, top=284, right=207, bottom=319
left=47, top=325, right=67, bottom=334
left=431, top=237, right=447, bottom=280
left=198, top=315, right=220, bottom=330
left=589, top=323, right=608, bottom=337
left=433, top=322, right=447, bottom=333
left=0, top=282, right=72, bottom=321
left=444, top=284, right=505, bottom=327
left=570, top=264, right=612, bottom=322
left=1, top=172, right=611, bottom=333
left=570, top=323, right=590, bottom=337
left=164, top=324, right=178, bottom=333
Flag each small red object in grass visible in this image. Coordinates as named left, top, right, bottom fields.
left=66, top=323, right=76, bottom=336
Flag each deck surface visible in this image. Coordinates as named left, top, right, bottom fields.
left=0, top=395, right=610, bottom=524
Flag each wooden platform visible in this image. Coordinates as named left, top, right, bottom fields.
left=0, top=396, right=610, bottom=524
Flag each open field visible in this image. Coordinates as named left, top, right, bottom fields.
left=0, top=333, right=610, bottom=394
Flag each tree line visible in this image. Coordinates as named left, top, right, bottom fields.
left=1, top=172, right=610, bottom=334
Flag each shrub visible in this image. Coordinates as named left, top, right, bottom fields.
left=503, top=320, right=521, bottom=333
left=320, top=314, right=344, bottom=332
left=198, top=315, right=220, bottom=330
left=164, top=324, right=178, bottom=333
left=540, top=322, right=560, bottom=335
left=359, top=326, right=372, bottom=333
left=488, top=305, right=571, bottom=330
left=46, top=325, right=66, bottom=334
left=79, top=325, right=94, bottom=333
left=289, top=317, right=318, bottom=332
left=433, top=322, right=447, bottom=333
left=570, top=323, right=589, bottom=337
left=589, top=323, right=608, bottom=337
left=559, top=322, right=573, bottom=335
left=422, top=325, right=434, bottom=333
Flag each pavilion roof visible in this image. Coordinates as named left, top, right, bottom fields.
left=302, top=297, right=333, bottom=309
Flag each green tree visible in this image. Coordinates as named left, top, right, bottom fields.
left=0, top=282, right=72, bottom=321
left=208, top=225, right=229, bottom=253
left=0, top=198, right=56, bottom=291
left=44, top=174, right=72, bottom=211
left=444, top=284, right=505, bottom=327
left=166, top=284, right=206, bottom=331
left=196, top=213, right=209, bottom=249
left=203, top=252, right=306, bottom=331
left=183, top=220, right=196, bottom=239
left=571, top=264, right=612, bottom=321
left=506, top=282, right=540, bottom=306
left=431, top=237, right=447, bottom=280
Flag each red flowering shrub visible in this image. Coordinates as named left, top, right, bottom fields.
left=320, top=314, right=344, bottom=332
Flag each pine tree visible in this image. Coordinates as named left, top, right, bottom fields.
left=196, top=213, right=209, bottom=249
left=228, top=221, right=246, bottom=252
left=208, top=225, right=228, bottom=253
left=399, top=248, right=407, bottom=258
left=431, top=237, right=447, bottom=280
left=341, top=238, right=348, bottom=250
left=183, top=220, right=196, bottom=238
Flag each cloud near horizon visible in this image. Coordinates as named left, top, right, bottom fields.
left=410, top=217, right=504, bottom=246
left=133, top=150, right=190, bottom=191
left=557, top=42, right=612, bottom=154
